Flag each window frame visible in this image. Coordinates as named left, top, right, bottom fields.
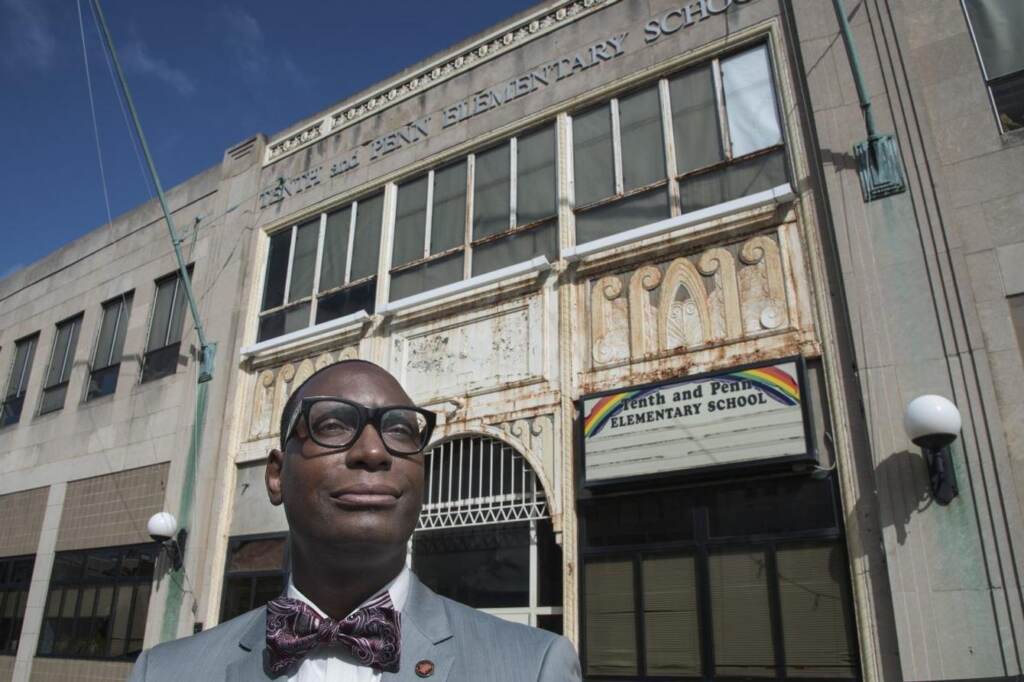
left=36, top=543, right=157, bottom=662
left=962, top=0, right=1024, bottom=134
left=570, top=41, right=788, bottom=245
left=577, top=479, right=859, bottom=682
left=219, top=532, right=290, bottom=622
left=87, top=292, right=133, bottom=401
left=141, top=267, right=192, bottom=383
left=0, top=554, right=34, bottom=656
left=388, top=122, right=560, bottom=296
left=257, top=192, right=384, bottom=342
left=39, top=313, right=84, bottom=416
left=2, top=333, right=39, bottom=427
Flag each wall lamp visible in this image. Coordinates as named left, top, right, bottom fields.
left=147, top=512, right=188, bottom=571
left=903, top=395, right=962, bottom=505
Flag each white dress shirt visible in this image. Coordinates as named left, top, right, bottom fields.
left=286, top=566, right=411, bottom=682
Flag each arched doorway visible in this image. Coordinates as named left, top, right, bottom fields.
left=411, top=434, right=563, bottom=633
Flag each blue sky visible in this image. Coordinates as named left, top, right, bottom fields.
left=0, top=0, right=538, bottom=279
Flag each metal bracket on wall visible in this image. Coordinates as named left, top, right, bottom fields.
left=854, top=134, right=906, bottom=202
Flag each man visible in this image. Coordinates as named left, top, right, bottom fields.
left=130, top=359, right=581, bottom=681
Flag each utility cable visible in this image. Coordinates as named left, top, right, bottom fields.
left=75, top=0, right=115, bottom=230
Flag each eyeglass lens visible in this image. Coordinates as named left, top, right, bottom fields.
left=306, top=400, right=429, bottom=453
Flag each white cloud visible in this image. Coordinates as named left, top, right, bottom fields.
left=1, top=0, right=55, bottom=70
left=220, top=7, right=310, bottom=89
left=121, top=41, right=196, bottom=97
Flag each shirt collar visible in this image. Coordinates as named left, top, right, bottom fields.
left=286, top=564, right=411, bottom=618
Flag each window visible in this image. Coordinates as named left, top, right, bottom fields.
left=88, top=293, right=133, bottom=401
left=964, top=0, right=1024, bottom=132
left=580, top=478, right=859, bottom=680
left=39, top=315, right=83, bottom=415
left=37, top=544, right=155, bottom=661
left=142, top=268, right=191, bottom=382
left=258, top=193, right=384, bottom=342
left=389, top=124, right=558, bottom=300
left=572, top=43, right=787, bottom=244
left=1011, top=294, right=1024, bottom=364
left=220, top=535, right=288, bottom=621
left=2, top=334, right=38, bottom=427
left=0, top=555, right=34, bottom=655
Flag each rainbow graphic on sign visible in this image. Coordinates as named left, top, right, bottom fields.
left=582, top=364, right=800, bottom=439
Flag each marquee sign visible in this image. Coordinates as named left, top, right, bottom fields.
left=580, top=358, right=812, bottom=485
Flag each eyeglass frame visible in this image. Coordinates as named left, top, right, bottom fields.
left=283, top=396, right=437, bottom=455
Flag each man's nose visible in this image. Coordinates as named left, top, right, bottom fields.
left=344, top=423, right=391, bottom=470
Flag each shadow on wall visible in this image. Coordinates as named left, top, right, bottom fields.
left=852, top=448, right=932, bottom=548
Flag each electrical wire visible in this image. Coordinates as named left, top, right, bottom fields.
left=75, top=0, right=114, bottom=231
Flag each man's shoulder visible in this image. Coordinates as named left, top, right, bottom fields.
left=144, top=607, right=263, bottom=661
left=435, top=595, right=559, bottom=648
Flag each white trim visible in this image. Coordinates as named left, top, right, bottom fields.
left=344, top=201, right=358, bottom=285
left=610, top=98, right=624, bottom=196
left=563, top=183, right=794, bottom=262
left=239, top=309, right=370, bottom=358
left=379, top=255, right=550, bottom=316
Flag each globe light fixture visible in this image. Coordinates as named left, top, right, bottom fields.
left=147, top=511, right=187, bottom=571
left=903, top=395, right=962, bottom=505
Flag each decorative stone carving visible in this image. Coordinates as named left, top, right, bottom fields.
left=264, top=0, right=620, bottom=163
left=588, top=232, right=796, bottom=366
left=246, top=346, right=359, bottom=441
left=490, top=413, right=558, bottom=513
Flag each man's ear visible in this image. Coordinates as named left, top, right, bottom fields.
left=266, top=448, right=284, bottom=506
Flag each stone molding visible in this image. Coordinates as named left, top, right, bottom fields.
left=263, top=0, right=619, bottom=165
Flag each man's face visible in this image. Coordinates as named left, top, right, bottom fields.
left=266, top=364, right=425, bottom=555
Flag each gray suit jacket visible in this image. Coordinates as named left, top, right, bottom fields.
left=129, top=575, right=581, bottom=681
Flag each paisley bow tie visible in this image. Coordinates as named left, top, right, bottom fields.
left=265, top=592, right=401, bottom=675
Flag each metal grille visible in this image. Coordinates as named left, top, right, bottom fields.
left=417, top=435, right=548, bottom=531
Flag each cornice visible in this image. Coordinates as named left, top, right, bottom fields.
left=262, top=0, right=619, bottom=165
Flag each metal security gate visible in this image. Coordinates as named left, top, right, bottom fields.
left=413, top=435, right=562, bottom=630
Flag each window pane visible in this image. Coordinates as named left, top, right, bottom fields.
left=389, top=253, right=462, bottom=301
left=709, top=550, right=775, bottom=677
left=471, top=222, right=557, bottom=277
left=516, top=125, right=557, bottom=226
left=619, top=86, right=666, bottom=191
left=287, top=220, right=319, bottom=303
left=721, top=45, right=783, bottom=157
left=45, top=321, right=73, bottom=388
left=319, top=206, right=351, bottom=291
left=393, top=175, right=429, bottom=267
left=584, top=559, right=637, bottom=676
left=670, top=64, right=724, bottom=173
left=473, top=144, right=511, bottom=240
left=777, top=544, right=858, bottom=678
left=109, top=585, right=133, bottom=657
left=128, top=584, right=150, bottom=655
left=14, top=337, right=36, bottom=397
left=679, top=147, right=787, bottom=212
left=643, top=555, right=700, bottom=677
left=109, top=295, right=132, bottom=367
left=583, top=490, right=695, bottom=548
left=412, top=524, right=529, bottom=608
left=221, top=578, right=254, bottom=622
left=708, top=474, right=837, bottom=538
left=537, top=518, right=563, bottom=607
left=576, top=187, right=670, bottom=244
left=350, top=193, right=384, bottom=281
left=573, top=104, right=615, bottom=206
left=147, top=277, right=175, bottom=352
left=61, top=318, right=81, bottom=384
left=431, top=162, right=467, bottom=254
left=316, top=279, right=376, bottom=324
left=39, top=385, right=67, bottom=415
left=991, top=74, right=1024, bottom=132
left=94, top=300, right=120, bottom=368
left=964, top=0, right=1024, bottom=80
left=226, top=537, right=287, bottom=573
left=262, top=230, right=291, bottom=310
left=252, top=576, right=285, bottom=610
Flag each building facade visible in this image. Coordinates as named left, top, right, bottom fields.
left=2, top=1, right=1024, bottom=681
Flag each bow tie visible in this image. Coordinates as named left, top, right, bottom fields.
left=265, top=592, right=401, bottom=675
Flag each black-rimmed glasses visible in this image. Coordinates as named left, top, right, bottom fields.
left=284, top=397, right=436, bottom=455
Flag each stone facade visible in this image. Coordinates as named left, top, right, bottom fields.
left=1, top=1, right=1022, bottom=681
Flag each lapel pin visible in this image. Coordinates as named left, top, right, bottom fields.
left=415, top=660, right=435, bottom=677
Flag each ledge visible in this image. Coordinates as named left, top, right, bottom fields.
left=562, top=183, right=795, bottom=262
left=378, top=255, right=551, bottom=317
left=239, top=310, right=370, bottom=360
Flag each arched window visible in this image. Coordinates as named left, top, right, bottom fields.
left=412, top=435, right=563, bottom=633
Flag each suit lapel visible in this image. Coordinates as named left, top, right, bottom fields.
left=383, top=576, right=455, bottom=682
left=225, top=607, right=282, bottom=682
